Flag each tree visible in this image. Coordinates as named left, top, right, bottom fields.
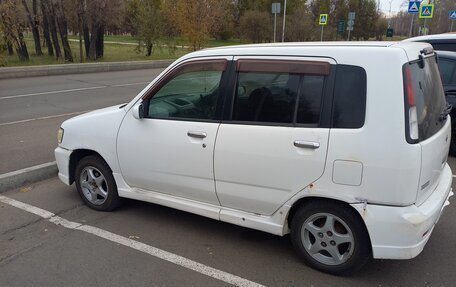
left=21, top=0, right=42, bottom=55
left=41, top=0, right=62, bottom=59
left=0, top=0, right=29, bottom=61
left=52, top=0, right=73, bottom=62
left=172, top=0, right=221, bottom=50
left=132, top=0, right=162, bottom=56
left=240, top=10, right=272, bottom=43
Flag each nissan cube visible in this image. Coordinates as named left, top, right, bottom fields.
left=55, top=42, right=453, bottom=275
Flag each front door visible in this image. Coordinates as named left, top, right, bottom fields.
left=117, top=57, right=231, bottom=205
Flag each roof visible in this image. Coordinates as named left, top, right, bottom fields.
left=403, top=33, right=456, bottom=42
left=204, top=41, right=397, bottom=51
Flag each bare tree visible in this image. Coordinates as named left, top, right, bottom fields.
left=21, top=0, right=42, bottom=55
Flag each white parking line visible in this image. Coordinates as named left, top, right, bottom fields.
left=0, top=82, right=149, bottom=100
left=0, top=110, right=91, bottom=127
left=0, top=195, right=265, bottom=287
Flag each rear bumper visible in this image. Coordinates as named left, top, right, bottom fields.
left=54, top=147, right=72, bottom=185
left=352, top=163, right=453, bottom=259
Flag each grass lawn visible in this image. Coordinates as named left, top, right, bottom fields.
left=2, top=37, right=188, bottom=67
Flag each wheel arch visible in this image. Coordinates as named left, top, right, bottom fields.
left=69, top=149, right=109, bottom=184
left=286, top=196, right=372, bottom=250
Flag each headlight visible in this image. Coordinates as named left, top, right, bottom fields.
left=57, top=128, right=64, bottom=144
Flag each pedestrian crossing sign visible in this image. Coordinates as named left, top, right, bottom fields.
left=450, top=11, right=456, bottom=20
left=407, top=1, right=420, bottom=14
left=319, top=14, right=328, bottom=25
left=419, top=4, right=434, bottom=19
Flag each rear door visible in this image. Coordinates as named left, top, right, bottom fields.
left=404, top=54, right=451, bottom=205
left=214, top=56, right=334, bottom=215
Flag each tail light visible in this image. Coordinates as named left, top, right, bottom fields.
left=405, top=66, right=419, bottom=141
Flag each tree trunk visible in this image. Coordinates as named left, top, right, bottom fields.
left=42, top=0, right=62, bottom=59
left=16, top=31, right=30, bottom=61
left=5, top=38, right=14, bottom=55
left=88, top=23, right=99, bottom=60
left=81, top=1, right=90, bottom=57
left=96, top=24, right=104, bottom=58
left=40, top=0, right=54, bottom=56
left=22, top=0, right=42, bottom=55
left=54, top=0, right=73, bottom=62
left=146, top=43, right=152, bottom=56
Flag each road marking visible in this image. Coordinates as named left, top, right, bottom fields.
left=0, top=195, right=265, bottom=287
left=453, top=175, right=456, bottom=178
left=0, top=110, right=91, bottom=127
left=0, top=161, right=56, bottom=180
left=0, top=82, right=149, bottom=100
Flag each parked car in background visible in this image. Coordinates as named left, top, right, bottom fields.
left=55, top=42, right=453, bottom=275
left=404, top=33, right=456, bottom=52
left=404, top=34, right=456, bottom=154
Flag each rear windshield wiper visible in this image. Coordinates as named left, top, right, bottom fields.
left=439, top=104, right=452, bottom=122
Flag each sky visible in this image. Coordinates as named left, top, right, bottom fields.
left=378, top=0, right=410, bottom=14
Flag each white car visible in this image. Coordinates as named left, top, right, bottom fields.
left=55, top=42, right=453, bottom=275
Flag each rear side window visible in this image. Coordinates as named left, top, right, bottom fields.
left=439, top=59, right=456, bottom=85
left=404, top=56, right=447, bottom=142
left=332, top=65, right=367, bottom=128
left=232, top=59, right=330, bottom=125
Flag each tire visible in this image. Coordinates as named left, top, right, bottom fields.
left=75, top=155, right=121, bottom=211
left=449, top=119, right=456, bottom=157
left=290, top=200, right=371, bottom=275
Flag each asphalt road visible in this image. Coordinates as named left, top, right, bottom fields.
left=1, top=70, right=456, bottom=286
left=0, top=69, right=164, bottom=174
left=1, top=170, right=455, bottom=286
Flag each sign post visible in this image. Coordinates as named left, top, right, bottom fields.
left=319, top=14, right=328, bottom=41
left=419, top=3, right=434, bottom=35
left=337, top=20, right=345, bottom=40
left=347, top=12, right=355, bottom=41
left=407, top=1, right=421, bottom=37
left=271, top=3, right=281, bottom=42
left=450, top=11, right=456, bottom=32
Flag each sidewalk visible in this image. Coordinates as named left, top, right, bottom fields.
left=0, top=59, right=174, bottom=79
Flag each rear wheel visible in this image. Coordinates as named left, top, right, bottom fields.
left=290, top=200, right=371, bottom=275
left=75, top=155, right=121, bottom=211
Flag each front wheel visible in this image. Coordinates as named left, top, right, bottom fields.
left=75, top=155, right=121, bottom=211
left=290, top=200, right=371, bottom=275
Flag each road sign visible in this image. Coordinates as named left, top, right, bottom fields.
left=319, top=14, right=328, bottom=25
left=386, top=28, right=394, bottom=37
left=419, top=4, right=434, bottom=19
left=337, top=20, right=345, bottom=34
left=450, top=11, right=456, bottom=20
left=408, top=1, right=420, bottom=14
left=271, top=3, right=280, bottom=14
left=348, top=12, right=356, bottom=20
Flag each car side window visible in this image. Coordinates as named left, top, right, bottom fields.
left=233, top=72, right=298, bottom=123
left=232, top=59, right=330, bottom=125
left=147, top=61, right=225, bottom=120
left=439, top=59, right=456, bottom=85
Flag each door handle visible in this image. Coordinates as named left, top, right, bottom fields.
left=294, top=140, right=320, bottom=149
left=187, top=131, right=207, bottom=139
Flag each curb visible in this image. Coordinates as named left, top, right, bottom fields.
left=0, top=60, right=174, bottom=80
left=0, top=162, right=58, bottom=193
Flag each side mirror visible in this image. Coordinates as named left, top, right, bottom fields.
left=132, top=103, right=145, bottom=119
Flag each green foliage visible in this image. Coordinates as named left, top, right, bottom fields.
left=240, top=10, right=272, bottom=43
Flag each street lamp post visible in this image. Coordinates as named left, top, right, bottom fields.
left=282, top=0, right=287, bottom=42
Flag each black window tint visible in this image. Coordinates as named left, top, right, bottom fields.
left=430, top=43, right=456, bottom=52
left=296, top=76, right=324, bottom=124
left=408, top=56, right=446, bottom=141
left=439, top=59, right=456, bottom=85
left=233, top=72, right=298, bottom=123
left=148, top=70, right=222, bottom=120
left=332, top=65, right=367, bottom=128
